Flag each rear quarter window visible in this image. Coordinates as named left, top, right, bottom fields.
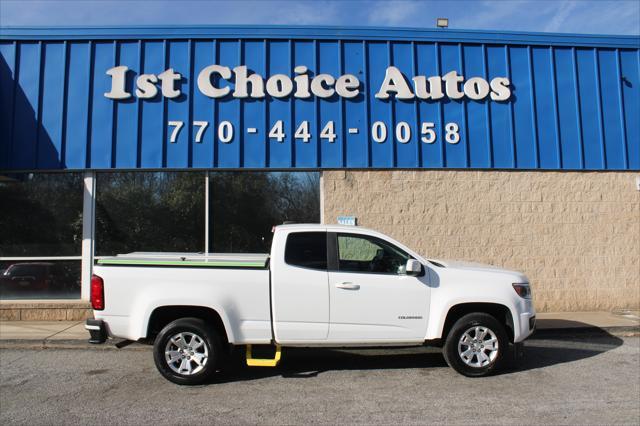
left=284, top=232, right=327, bottom=270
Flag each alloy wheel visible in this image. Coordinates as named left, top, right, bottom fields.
left=164, top=332, right=209, bottom=375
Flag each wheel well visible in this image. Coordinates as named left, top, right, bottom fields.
left=442, top=303, right=514, bottom=342
left=146, top=306, right=229, bottom=346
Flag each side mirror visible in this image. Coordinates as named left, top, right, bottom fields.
left=405, top=259, right=422, bottom=276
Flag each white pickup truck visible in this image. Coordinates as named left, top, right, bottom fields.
left=86, top=224, right=536, bottom=385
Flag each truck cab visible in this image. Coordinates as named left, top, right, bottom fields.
left=272, top=225, right=431, bottom=344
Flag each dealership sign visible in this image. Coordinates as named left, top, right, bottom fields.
left=104, top=65, right=512, bottom=102
left=103, top=63, right=513, bottom=148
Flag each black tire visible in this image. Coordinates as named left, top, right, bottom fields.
left=153, top=317, right=222, bottom=385
left=443, top=312, right=508, bottom=377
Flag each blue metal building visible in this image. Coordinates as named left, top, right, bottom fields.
left=1, top=26, right=638, bottom=171
left=0, top=26, right=639, bottom=312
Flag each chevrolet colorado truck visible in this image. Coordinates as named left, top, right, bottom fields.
left=86, top=224, right=536, bottom=385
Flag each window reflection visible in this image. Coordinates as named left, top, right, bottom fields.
left=0, top=173, right=83, bottom=257
left=209, top=172, right=320, bottom=253
left=0, top=260, right=81, bottom=299
left=0, top=170, right=320, bottom=300
left=95, top=172, right=205, bottom=256
left=337, top=234, right=410, bottom=274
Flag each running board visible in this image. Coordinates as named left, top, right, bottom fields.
left=245, top=344, right=281, bottom=367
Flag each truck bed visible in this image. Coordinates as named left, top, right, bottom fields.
left=97, top=252, right=269, bottom=268
left=93, top=253, right=273, bottom=343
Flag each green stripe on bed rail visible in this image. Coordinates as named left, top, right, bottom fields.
left=97, top=259, right=266, bottom=267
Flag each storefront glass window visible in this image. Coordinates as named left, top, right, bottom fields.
left=0, top=173, right=83, bottom=257
left=95, top=172, right=206, bottom=256
left=0, top=171, right=319, bottom=299
left=208, top=172, right=320, bottom=253
left=0, top=173, right=83, bottom=299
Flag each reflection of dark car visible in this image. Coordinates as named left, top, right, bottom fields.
left=0, top=262, right=79, bottom=296
left=0, top=263, right=56, bottom=293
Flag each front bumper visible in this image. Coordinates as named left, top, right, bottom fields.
left=516, top=311, right=536, bottom=342
left=512, top=314, right=535, bottom=361
left=85, top=319, right=108, bottom=344
left=529, top=315, right=536, bottom=331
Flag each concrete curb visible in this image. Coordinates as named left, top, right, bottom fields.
left=530, top=326, right=640, bottom=338
left=1, top=326, right=638, bottom=350
left=0, top=339, right=149, bottom=351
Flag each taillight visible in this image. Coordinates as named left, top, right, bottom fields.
left=91, top=274, right=104, bottom=310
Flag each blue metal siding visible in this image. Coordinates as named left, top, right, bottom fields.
left=344, top=41, right=368, bottom=168
left=64, top=42, right=91, bottom=169
left=620, top=49, right=640, bottom=169
left=0, top=26, right=638, bottom=171
left=416, top=42, right=443, bottom=168
left=140, top=41, right=164, bottom=168
left=319, top=40, right=342, bottom=168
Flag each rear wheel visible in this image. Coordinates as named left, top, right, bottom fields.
left=153, top=317, right=222, bottom=385
left=443, top=312, right=508, bottom=377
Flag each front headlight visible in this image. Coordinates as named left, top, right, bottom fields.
left=512, top=283, right=532, bottom=299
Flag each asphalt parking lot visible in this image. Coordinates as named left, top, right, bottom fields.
left=1, top=333, right=639, bottom=425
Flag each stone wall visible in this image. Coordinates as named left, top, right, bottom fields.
left=0, top=300, right=92, bottom=321
left=322, top=170, right=639, bottom=312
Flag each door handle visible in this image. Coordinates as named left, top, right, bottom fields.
left=335, top=282, right=360, bottom=290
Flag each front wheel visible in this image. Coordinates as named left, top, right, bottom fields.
left=153, top=317, right=222, bottom=385
left=443, top=313, right=508, bottom=377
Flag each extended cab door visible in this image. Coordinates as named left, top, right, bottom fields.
left=270, top=231, right=329, bottom=342
left=327, top=232, right=430, bottom=343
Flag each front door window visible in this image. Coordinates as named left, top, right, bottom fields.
left=337, top=233, right=410, bottom=274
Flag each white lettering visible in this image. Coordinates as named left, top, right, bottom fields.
left=197, top=64, right=231, bottom=98
left=233, top=65, right=265, bottom=99
left=135, top=74, right=158, bottom=99
left=335, top=74, right=360, bottom=98
left=218, top=121, right=233, bottom=143
left=158, top=68, right=182, bottom=99
left=104, top=65, right=131, bottom=99
left=107, top=64, right=511, bottom=103
left=375, top=66, right=414, bottom=100
left=463, top=77, right=490, bottom=100
left=490, top=77, right=511, bottom=101
left=442, top=70, right=464, bottom=100
left=266, top=74, right=294, bottom=98
left=412, top=76, right=444, bottom=100
left=310, top=74, right=335, bottom=98
left=293, top=66, right=311, bottom=98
